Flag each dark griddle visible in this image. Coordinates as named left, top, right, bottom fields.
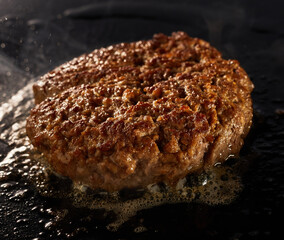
left=0, top=0, right=283, bottom=239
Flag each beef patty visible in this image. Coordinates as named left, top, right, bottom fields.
left=26, top=32, right=254, bottom=192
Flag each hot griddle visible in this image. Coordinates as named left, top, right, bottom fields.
left=0, top=0, right=283, bottom=239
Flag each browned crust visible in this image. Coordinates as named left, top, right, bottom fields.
left=26, top=32, right=253, bottom=191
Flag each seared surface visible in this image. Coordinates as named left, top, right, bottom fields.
left=26, top=32, right=253, bottom=191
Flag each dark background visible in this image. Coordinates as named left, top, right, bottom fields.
left=0, top=0, right=283, bottom=239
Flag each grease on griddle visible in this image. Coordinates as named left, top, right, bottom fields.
left=29, top=147, right=243, bottom=231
